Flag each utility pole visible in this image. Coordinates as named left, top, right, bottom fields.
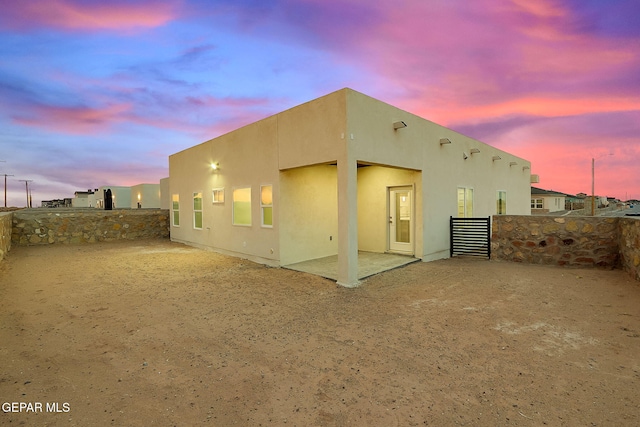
left=18, top=180, right=33, bottom=208
left=2, top=174, right=14, bottom=207
left=0, top=160, right=10, bottom=207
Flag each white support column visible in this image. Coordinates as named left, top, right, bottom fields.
left=336, top=155, right=359, bottom=287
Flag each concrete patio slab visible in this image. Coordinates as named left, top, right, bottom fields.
left=283, top=251, right=420, bottom=281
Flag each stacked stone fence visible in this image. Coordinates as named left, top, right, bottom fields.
left=0, top=212, right=12, bottom=261
left=619, top=218, right=640, bottom=281
left=492, top=215, right=640, bottom=281
left=11, top=208, right=170, bottom=246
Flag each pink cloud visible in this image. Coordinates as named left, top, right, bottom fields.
left=13, top=103, right=131, bottom=134
left=420, top=96, right=640, bottom=126
left=1, top=0, right=179, bottom=31
left=487, top=115, right=640, bottom=200
left=333, top=0, right=639, bottom=124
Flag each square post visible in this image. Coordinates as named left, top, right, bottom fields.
left=337, top=156, right=359, bottom=287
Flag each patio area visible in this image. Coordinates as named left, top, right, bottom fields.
left=283, top=251, right=420, bottom=281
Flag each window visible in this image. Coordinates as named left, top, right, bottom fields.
left=261, top=185, right=273, bottom=227
left=212, top=188, right=224, bottom=204
left=233, top=187, right=251, bottom=226
left=171, top=194, right=180, bottom=226
left=457, top=187, right=474, bottom=218
left=497, top=191, right=507, bottom=215
left=531, top=198, right=543, bottom=209
left=193, top=192, right=203, bottom=229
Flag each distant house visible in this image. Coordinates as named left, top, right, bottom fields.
left=41, top=198, right=71, bottom=208
left=531, top=187, right=566, bottom=213
left=94, top=186, right=131, bottom=209
left=66, top=184, right=162, bottom=209
left=169, top=88, right=533, bottom=287
left=72, top=190, right=96, bottom=208
left=130, top=183, right=161, bottom=209
left=564, top=193, right=584, bottom=211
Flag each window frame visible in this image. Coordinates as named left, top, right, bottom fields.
left=232, top=186, right=252, bottom=227
left=193, top=191, right=203, bottom=230
left=457, top=187, right=474, bottom=218
left=496, top=190, right=507, bottom=215
left=212, top=188, right=225, bottom=204
left=171, top=194, right=180, bottom=227
left=531, top=198, right=543, bottom=209
left=260, top=184, right=273, bottom=228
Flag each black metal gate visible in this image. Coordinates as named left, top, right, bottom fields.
left=450, top=216, right=491, bottom=259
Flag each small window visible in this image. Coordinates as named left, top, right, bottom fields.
left=172, top=194, right=180, bottom=226
left=212, top=188, right=224, bottom=204
left=193, top=192, right=203, bottom=229
left=261, top=185, right=273, bottom=227
left=233, top=187, right=251, bottom=226
left=497, top=191, right=507, bottom=215
left=531, top=198, right=543, bottom=209
left=457, top=187, right=474, bottom=218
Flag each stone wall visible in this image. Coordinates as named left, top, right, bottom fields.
left=619, top=218, right=640, bottom=281
left=491, top=215, right=619, bottom=268
left=0, top=212, right=12, bottom=261
left=492, top=215, right=640, bottom=281
left=12, top=208, right=169, bottom=245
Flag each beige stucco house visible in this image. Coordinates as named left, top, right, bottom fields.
left=169, top=88, right=532, bottom=287
left=531, top=187, right=566, bottom=213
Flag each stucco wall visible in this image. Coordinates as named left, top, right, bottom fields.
left=12, top=209, right=169, bottom=245
left=169, top=115, right=280, bottom=265
left=277, top=90, right=346, bottom=170
left=0, top=212, right=12, bottom=261
left=279, top=165, right=338, bottom=265
left=619, top=218, right=640, bottom=281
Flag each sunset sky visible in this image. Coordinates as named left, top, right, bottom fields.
left=1, top=0, right=639, bottom=207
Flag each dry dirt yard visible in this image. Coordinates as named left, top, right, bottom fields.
left=1, top=239, right=639, bottom=426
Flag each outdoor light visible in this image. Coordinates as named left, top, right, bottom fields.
left=510, top=161, right=518, bottom=166
left=211, top=162, right=219, bottom=170
left=523, top=166, right=530, bottom=171
left=439, top=138, right=451, bottom=145
left=393, top=121, right=407, bottom=130
left=492, top=155, right=502, bottom=161
left=470, top=148, right=480, bottom=154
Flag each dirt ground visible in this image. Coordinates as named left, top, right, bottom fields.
left=1, top=239, right=639, bottom=426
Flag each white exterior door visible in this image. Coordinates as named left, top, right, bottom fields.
left=389, top=187, right=413, bottom=254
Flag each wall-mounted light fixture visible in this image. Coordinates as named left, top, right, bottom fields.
left=509, top=161, right=518, bottom=167
left=211, top=162, right=219, bottom=171
left=393, top=121, right=407, bottom=130
left=439, top=138, right=451, bottom=145
left=463, top=152, right=469, bottom=160
left=492, top=155, right=502, bottom=161
left=470, top=148, right=480, bottom=155
left=522, top=166, right=530, bottom=171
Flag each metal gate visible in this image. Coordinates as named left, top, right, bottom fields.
left=450, top=216, right=491, bottom=259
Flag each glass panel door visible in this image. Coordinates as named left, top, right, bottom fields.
left=389, top=187, right=413, bottom=253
